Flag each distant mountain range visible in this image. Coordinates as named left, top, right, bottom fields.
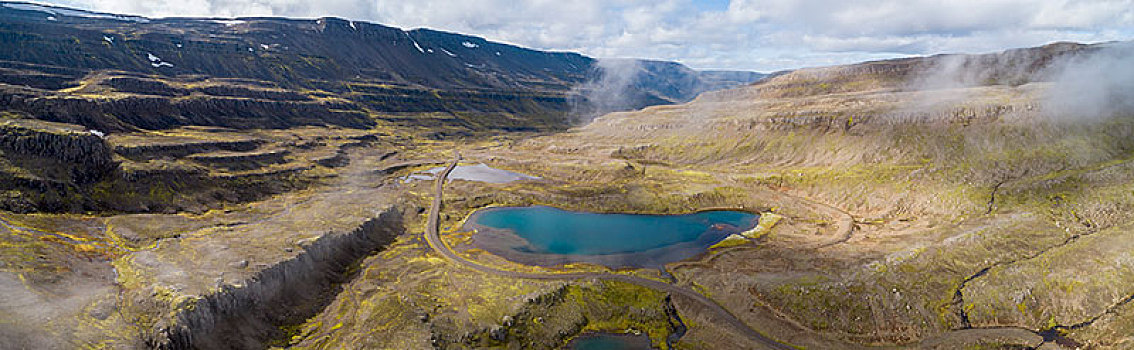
left=0, top=1, right=764, bottom=132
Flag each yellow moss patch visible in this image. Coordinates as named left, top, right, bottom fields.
left=710, top=234, right=750, bottom=250
left=741, top=212, right=783, bottom=239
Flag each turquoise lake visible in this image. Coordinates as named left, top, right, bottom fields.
left=465, top=206, right=759, bottom=268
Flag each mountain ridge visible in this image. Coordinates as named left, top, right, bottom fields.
left=0, top=1, right=763, bottom=132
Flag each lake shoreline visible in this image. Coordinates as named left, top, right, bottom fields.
left=462, top=205, right=760, bottom=269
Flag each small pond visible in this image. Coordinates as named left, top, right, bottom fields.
left=464, top=206, right=759, bottom=269
left=403, top=163, right=539, bottom=183
left=569, top=333, right=653, bottom=350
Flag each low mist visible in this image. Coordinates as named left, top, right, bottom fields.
left=904, top=41, right=1134, bottom=123
left=1042, top=42, right=1134, bottom=122
left=570, top=59, right=644, bottom=123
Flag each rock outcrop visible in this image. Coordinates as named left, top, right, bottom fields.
left=0, top=119, right=114, bottom=180
left=148, top=209, right=405, bottom=350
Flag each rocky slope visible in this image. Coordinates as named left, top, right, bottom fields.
left=0, top=120, right=378, bottom=213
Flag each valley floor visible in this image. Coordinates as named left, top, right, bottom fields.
left=4, top=84, right=1134, bottom=350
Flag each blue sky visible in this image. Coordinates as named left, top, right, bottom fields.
left=38, top=0, right=1134, bottom=72
left=692, top=0, right=731, bottom=11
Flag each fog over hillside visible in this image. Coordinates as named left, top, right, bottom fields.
left=1043, top=42, right=1134, bottom=121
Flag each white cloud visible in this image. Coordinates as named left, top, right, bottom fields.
left=40, top=0, right=1134, bottom=71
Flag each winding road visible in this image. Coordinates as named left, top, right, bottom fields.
left=424, top=154, right=795, bottom=350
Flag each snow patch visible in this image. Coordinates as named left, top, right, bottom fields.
left=464, top=63, right=486, bottom=69
left=259, top=44, right=270, bottom=50
left=406, top=33, right=424, bottom=53
left=88, top=130, right=105, bottom=138
left=212, top=19, right=246, bottom=26
left=441, top=48, right=457, bottom=57
left=248, top=47, right=254, bottom=52
left=461, top=41, right=479, bottom=48
left=103, top=36, right=114, bottom=44
left=495, top=51, right=501, bottom=56
left=349, top=21, right=356, bottom=30
left=2, top=3, right=149, bottom=22
left=427, top=48, right=434, bottom=53
left=146, top=52, right=173, bottom=68
left=46, top=16, right=55, bottom=21
left=176, top=43, right=182, bottom=48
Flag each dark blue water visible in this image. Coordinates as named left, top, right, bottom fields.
left=570, top=333, right=653, bottom=350
left=466, top=206, right=758, bottom=268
